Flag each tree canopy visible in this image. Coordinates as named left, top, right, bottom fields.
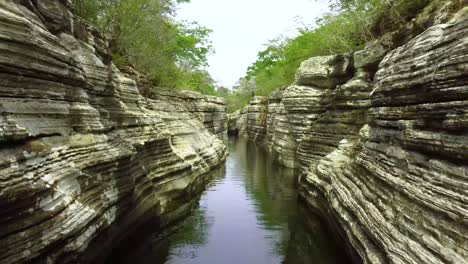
left=223, top=0, right=437, bottom=112
left=73, top=0, right=217, bottom=95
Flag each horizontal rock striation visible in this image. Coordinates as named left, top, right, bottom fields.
left=227, top=106, right=248, bottom=138
left=230, top=54, right=354, bottom=169
left=0, top=1, right=227, bottom=263
left=292, top=54, right=355, bottom=167
left=245, top=96, right=268, bottom=143
left=230, top=6, right=468, bottom=264
left=144, top=89, right=227, bottom=141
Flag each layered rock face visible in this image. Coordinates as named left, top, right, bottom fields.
left=245, top=96, right=267, bottom=142
left=0, top=1, right=227, bottom=263
left=230, top=55, right=355, bottom=168
left=145, top=89, right=227, bottom=141
left=230, top=7, right=468, bottom=264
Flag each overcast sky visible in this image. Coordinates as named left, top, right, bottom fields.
left=176, top=0, right=330, bottom=88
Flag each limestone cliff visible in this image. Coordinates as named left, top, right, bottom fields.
left=0, top=1, right=227, bottom=263
left=229, top=6, right=468, bottom=264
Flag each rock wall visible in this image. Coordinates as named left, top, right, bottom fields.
left=144, top=89, right=227, bottom=141
left=229, top=6, right=468, bottom=264
left=0, top=1, right=227, bottom=263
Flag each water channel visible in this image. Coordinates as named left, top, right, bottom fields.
left=113, top=137, right=349, bottom=264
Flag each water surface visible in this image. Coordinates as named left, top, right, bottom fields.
left=114, top=137, right=348, bottom=264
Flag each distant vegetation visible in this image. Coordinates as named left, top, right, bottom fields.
left=224, top=0, right=435, bottom=112
left=73, top=0, right=460, bottom=104
left=73, top=0, right=217, bottom=95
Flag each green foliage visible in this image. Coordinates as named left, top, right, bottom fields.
left=73, top=0, right=101, bottom=23
left=221, top=78, right=256, bottom=113
left=246, top=10, right=365, bottom=97
left=224, top=92, right=251, bottom=113
left=330, top=0, right=430, bottom=38
left=176, top=67, right=217, bottom=95
left=237, top=0, right=433, bottom=110
left=216, top=86, right=230, bottom=98
left=73, top=0, right=215, bottom=94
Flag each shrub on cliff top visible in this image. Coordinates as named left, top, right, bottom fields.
left=73, top=0, right=216, bottom=95
left=237, top=0, right=433, bottom=101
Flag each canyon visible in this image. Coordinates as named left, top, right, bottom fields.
left=0, top=0, right=467, bottom=263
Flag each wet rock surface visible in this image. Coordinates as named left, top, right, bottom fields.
left=230, top=7, right=468, bottom=264
left=0, top=1, right=227, bottom=263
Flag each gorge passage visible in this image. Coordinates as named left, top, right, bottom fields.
left=109, top=137, right=350, bottom=264
left=0, top=1, right=467, bottom=264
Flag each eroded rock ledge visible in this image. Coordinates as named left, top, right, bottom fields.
left=0, top=1, right=227, bottom=263
left=229, top=6, right=468, bottom=264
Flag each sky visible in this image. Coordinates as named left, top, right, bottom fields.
left=176, top=0, right=330, bottom=88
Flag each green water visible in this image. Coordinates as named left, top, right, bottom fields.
left=113, top=137, right=349, bottom=264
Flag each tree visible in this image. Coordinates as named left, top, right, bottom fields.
left=216, top=86, right=231, bottom=98
left=239, top=0, right=430, bottom=101
left=73, top=0, right=214, bottom=93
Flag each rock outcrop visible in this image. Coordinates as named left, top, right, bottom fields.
left=229, top=6, right=468, bottom=264
left=0, top=1, right=227, bottom=263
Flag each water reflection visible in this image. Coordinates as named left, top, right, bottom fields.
left=112, top=137, right=348, bottom=264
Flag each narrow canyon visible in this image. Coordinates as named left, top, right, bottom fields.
left=0, top=0, right=467, bottom=264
